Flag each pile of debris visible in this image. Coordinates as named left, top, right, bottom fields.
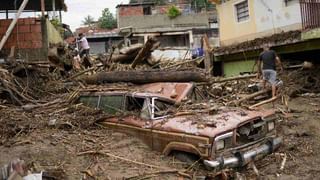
left=47, top=37, right=204, bottom=82
left=281, top=65, right=320, bottom=97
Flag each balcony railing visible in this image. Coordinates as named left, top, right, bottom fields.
left=300, top=0, right=320, bottom=30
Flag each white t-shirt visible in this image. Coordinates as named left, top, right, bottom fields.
left=79, top=37, right=90, bottom=50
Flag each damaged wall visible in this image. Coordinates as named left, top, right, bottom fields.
left=0, top=17, right=46, bottom=61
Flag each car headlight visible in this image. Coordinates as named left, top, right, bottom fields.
left=214, top=132, right=233, bottom=151
left=216, top=140, right=225, bottom=150
left=268, top=121, right=275, bottom=131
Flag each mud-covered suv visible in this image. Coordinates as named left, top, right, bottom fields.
left=79, top=82, right=281, bottom=169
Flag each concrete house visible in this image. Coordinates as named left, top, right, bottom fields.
left=209, top=0, right=320, bottom=77
left=116, top=0, right=219, bottom=59
left=0, top=0, right=67, bottom=61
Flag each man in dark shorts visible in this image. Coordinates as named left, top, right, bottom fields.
left=257, top=45, right=283, bottom=97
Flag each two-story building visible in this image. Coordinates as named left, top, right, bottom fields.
left=210, top=0, right=320, bottom=77
left=116, top=0, right=219, bottom=59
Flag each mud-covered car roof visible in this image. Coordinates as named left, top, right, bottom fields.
left=79, top=82, right=195, bottom=103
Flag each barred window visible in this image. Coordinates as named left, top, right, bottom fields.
left=235, top=0, right=249, bottom=22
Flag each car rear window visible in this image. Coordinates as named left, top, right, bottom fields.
left=99, top=95, right=124, bottom=114
left=79, top=96, right=99, bottom=108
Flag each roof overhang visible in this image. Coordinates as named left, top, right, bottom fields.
left=0, top=0, right=67, bottom=11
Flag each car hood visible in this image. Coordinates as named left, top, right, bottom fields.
left=152, top=107, right=275, bottom=138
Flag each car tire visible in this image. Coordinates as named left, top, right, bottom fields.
left=171, top=151, right=200, bottom=165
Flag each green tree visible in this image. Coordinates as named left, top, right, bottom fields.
left=98, top=8, right=117, bottom=29
left=167, top=5, right=181, bottom=19
left=82, top=15, right=95, bottom=26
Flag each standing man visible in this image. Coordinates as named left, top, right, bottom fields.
left=77, top=33, right=90, bottom=58
left=257, top=45, right=283, bottom=97
left=77, top=33, right=92, bottom=68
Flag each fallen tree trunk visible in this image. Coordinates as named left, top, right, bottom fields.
left=119, top=43, right=143, bottom=55
left=81, top=70, right=208, bottom=84
left=110, top=53, right=138, bottom=63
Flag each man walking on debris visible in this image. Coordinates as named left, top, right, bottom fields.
left=257, top=45, right=283, bottom=97
left=77, top=33, right=92, bottom=68
left=77, top=33, right=90, bottom=58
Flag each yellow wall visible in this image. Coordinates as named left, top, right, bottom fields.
left=217, top=0, right=257, bottom=46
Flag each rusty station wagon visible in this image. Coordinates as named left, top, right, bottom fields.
left=79, top=83, right=281, bottom=169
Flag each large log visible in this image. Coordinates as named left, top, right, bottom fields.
left=81, top=70, right=208, bottom=84
left=119, top=43, right=143, bottom=55
left=110, top=53, right=138, bottom=63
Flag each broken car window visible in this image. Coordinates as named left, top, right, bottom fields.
left=125, top=96, right=151, bottom=120
left=125, top=96, right=145, bottom=112
left=152, top=99, right=173, bottom=119
left=140, top=98, right=151, bottom=120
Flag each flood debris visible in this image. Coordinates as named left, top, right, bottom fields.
left=1, top=30, right=320, bottom=179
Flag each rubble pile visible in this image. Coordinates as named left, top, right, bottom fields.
left=280, top=66, right=320, bottom=97
left=1, top=30, right=320, bottom=179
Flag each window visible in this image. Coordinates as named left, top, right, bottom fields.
left=125, top=96, right=145, bottom=112
left=99, top=95, right=124, bottom=114
left=79, top=96, right=99, bottom=108
left=151, top=98, right=173, bottom=119
left=125, top=96, right=152, bottom=120
left=143, top=6, right=152, bottom=15
left=235, top=0, right=249, bottom=22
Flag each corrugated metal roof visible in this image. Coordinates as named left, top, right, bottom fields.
left=0, top=0, right=67, bottom=11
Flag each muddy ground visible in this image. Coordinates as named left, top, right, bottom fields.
left=0, top=95, right=320, bottom=179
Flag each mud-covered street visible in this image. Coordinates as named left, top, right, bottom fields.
left=1, top=0, right=320, bottom=179
left=1, top=67, right=320, bottom=179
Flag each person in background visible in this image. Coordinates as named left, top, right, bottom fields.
left=77, top=33, right=92, bottom=68
left=257, top=45, right=284, bottom=97
left=77, top=33, right=90, bottom=58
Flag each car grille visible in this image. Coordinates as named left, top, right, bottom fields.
left=236, top=118, right=266, bottom=145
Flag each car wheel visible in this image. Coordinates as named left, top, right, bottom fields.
left=171, top=151, right=200, bottom=165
